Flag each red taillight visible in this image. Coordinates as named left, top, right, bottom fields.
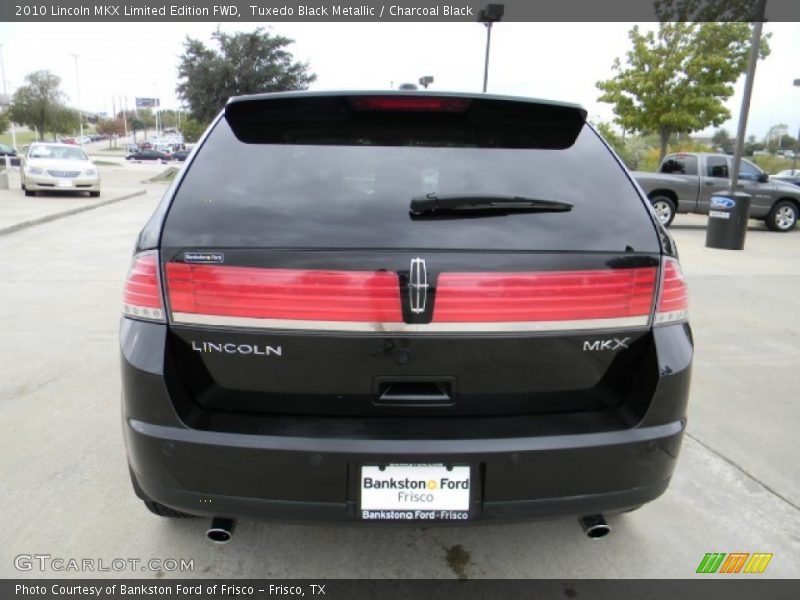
left=123, top=252, right=164, bottom=321
left=433, top=268, right=657, bottom=323
left=166, top=264, right=403, bottom=323
left=655, top=257, right=689, bottom=325
left=350, top=96, right=470, bottom=112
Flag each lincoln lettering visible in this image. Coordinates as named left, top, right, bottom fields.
left=191, top=341, right=282, bottom=357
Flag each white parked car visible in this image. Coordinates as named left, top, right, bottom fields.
left=21, top=143, right=101, bottom=197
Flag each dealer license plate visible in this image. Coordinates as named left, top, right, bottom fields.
left=360, top=464, right=471, bottom=521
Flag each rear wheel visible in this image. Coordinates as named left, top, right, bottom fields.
left=650, top=196, right=676, bottom=227
left=765, top=200, right=798, bottom=232
left=143, top=500, right=196, bottom=519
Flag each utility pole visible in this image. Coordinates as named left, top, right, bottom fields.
left=794, top=79, right=799, bottom=171
left=71, top=54, right=84, bottom=147
left=123, top=95, right=129, bottom=139
left=0, top=44, right=18, bottom=149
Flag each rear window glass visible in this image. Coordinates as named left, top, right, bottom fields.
left=706, top=156, right=729, bottom=178
left=162, top=107, right=658, bottom=253
left=660, top=155, right=697, bottom=175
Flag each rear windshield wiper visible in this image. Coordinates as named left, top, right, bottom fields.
left=410, top=193, right=573, bottom=217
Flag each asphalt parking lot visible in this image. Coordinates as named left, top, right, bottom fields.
left=0, top=166, right=798, bottom=579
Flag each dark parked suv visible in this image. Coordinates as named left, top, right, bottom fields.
left=121, top=91, right=692, bottom=540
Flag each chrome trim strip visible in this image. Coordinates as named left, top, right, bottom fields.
left=171, top=312, right=649, bottom=333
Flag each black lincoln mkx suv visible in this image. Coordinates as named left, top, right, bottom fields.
left=120, top=91, right=692, bottom=542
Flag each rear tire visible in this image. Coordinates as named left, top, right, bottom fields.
left=143, top=500, right=196, bottom=519
left=765, top=200, right=798, bottom=232
left=650, top=195, right=676, bottom=227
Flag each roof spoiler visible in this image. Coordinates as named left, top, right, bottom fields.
left=224, top=92, right=587, bottom=149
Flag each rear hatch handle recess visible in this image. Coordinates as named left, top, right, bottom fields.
left=410, top=193, right=573, bottom=217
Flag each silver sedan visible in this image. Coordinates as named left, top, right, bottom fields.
left=21, top=142, right=101, bottom=197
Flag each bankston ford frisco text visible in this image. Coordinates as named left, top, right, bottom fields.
left=360, top=466, right=472, bottom=520
left=362, top=475, right=471, bottom=520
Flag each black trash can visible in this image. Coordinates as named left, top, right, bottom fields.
left=705, top=192, right=751, bottom=250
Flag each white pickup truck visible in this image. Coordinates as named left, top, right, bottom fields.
left=633, top=152, right=800, bottom=231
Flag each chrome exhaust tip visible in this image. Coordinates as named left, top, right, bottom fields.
left=207, top=517, right=235, bottom=544
left=579, top=514, right=610, bottom=539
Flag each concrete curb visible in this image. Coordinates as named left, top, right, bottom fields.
left=0, top=189, right=148, bottom=236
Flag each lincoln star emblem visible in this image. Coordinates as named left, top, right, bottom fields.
left=409, top=258, right=428, bottom=314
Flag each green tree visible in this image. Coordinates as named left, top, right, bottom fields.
left=176, top=28, right=316, bottom=124
left=779, top=134, right=797, bottom=152
left=595, top=122, right=635, bottom=168
left=654, top=0, right=763, bottom=21
left=711, top=128, right=734, bottom=154
left=137, top=108, right=156, bottom=129
left=743, top=134, right=765, bottom=157
left=49, top=107, right=80, bottom=140
left=0, top=111, right=9, bottom=136
left=130, top=117, right=145, bottom=142
left=9, top=70, right=68, bottom=141
left=158, top=109, right=179, bottom=129
left=96, top=118, right=126, bottom=147
left=763, top=126, right=794, bottom=153
left=180, top=117, right=206, bottom=144
left=597, top=22, right=769, bottom=161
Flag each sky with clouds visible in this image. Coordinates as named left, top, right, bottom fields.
left=0, top=21, right=798, bottom=139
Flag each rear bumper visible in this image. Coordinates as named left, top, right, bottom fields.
left=125, top=416, right=684, bottom=522
left=121, top=318, right=691, bottom=523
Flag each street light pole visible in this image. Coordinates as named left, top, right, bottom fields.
left=482, top=23, right=492, bottom=93
left=729, top=0, right=766, bottom=195
left=71, top=54, right=84, bottom=147
left=478, top=4, right=504, bottom=93
left=0, top=44, right=18, bottom=149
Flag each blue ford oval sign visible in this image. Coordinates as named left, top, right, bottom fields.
left=710, top=196, right=736, bottom=209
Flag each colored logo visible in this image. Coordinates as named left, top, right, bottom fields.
left=696, top=552, right=773, bottom=574
left=710, top=196, right=736, bottom=209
